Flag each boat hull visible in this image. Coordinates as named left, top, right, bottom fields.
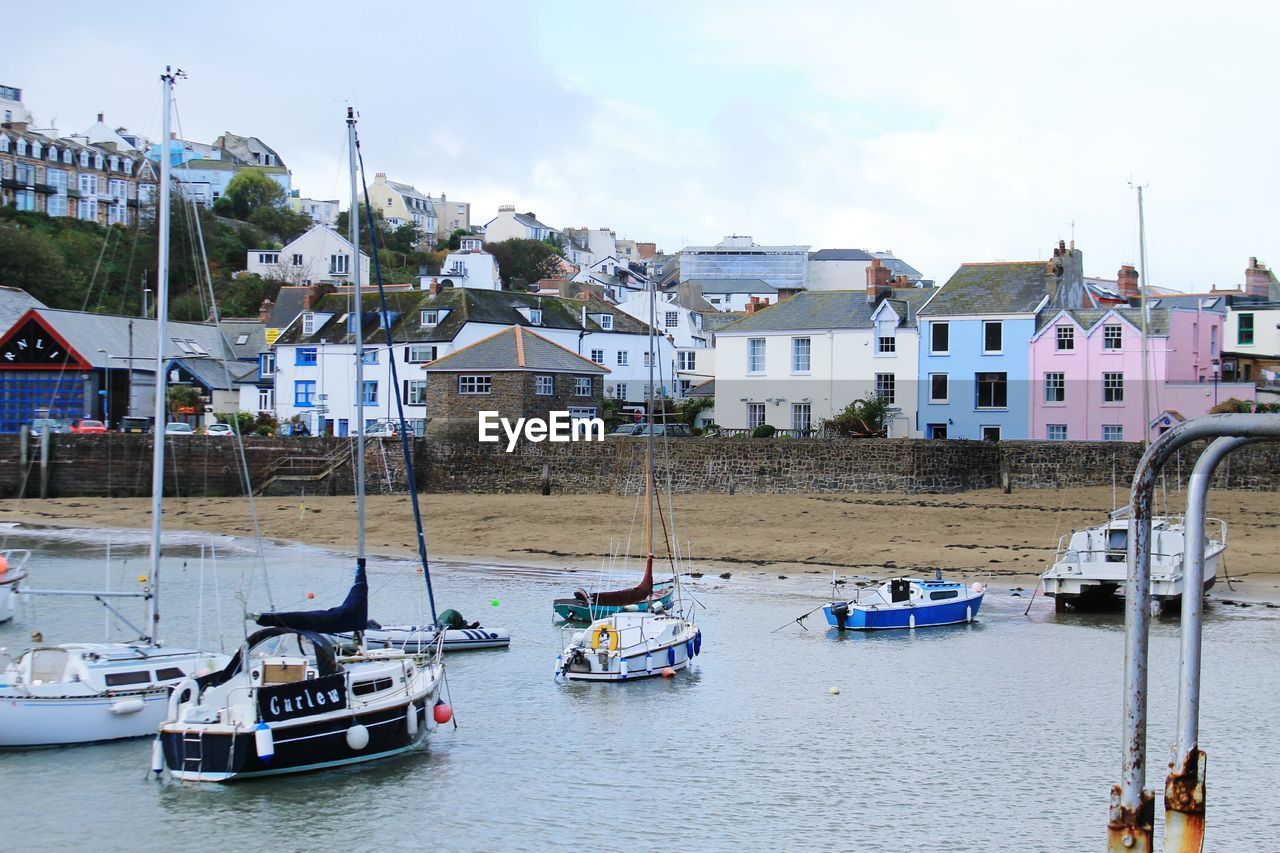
left=553, top=582, right=675, bottom=623
left=561, top=639, right=694, bottom=682
left=0, top=688, right=172, bottom=747
left=0, top=567, right=28, bottom=624
left=161, top=697, right=431, bottom=782
left=823, top=593, right=984, bottom=631
left=348, top=627, right=511, bottom=652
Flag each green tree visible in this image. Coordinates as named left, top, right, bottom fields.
left=484, top=238, right=564, bottom=288
left=0, top=225, right=80, bottom=307
left=248, top=204, right=313, bottom=243
left=438, top=227, right=470, bottom=251
left=212, top=170, right=287, bottom=221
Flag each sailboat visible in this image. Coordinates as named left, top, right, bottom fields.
left=153, top=107, right=446, bottom=781
left=0, top=68, right=225, bottom=748
left=0, top=549, right=29, bottom=623
left=556, top=278, right=701, bottom=682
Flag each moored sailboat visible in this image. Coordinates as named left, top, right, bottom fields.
left=0, top=549, right=29, bottom=624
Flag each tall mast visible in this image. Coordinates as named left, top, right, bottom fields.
left=1135, top=184, right=1152, bottom=449
left=645, top=277, right=656, bottom=557
left=348, top=107, right=365, bottom=561
left=147, top=67, right=179, bottom=645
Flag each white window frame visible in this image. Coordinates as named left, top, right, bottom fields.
left=792, top=403, right=811, bottom=433
left=535, top=375, right=554, bottom=396
left=877, top=334, right=896, bottom=354
left=599, top=314, right=613, bottom=330
left=1103, top=324, right=1123, bottom=350
left=1047, top=424, right=1069, bottom=441
left=791, top=337, right=811, bottom=374
left=746, top=402, right=766, bottom=429
left=930, top=321, right=950, bottom=355
left=616, top=351, right=629, bottom=366
left=1044, top=372, right=1065, bottom=403
left=301, top=313, right=317, bottom=335
left=983, top=320, right=1003, bottom=354
left=420, top=310, right=440, bottom=327
left=1056, top=325, right=1074, bottom=351
left=405, top=345, right=436, bottom=363
left=1103, top=425, right=1124, bottom=442
left=574, top=377, right=593, bottom=397
left=405, top=380, right=428, bottom=406
left=457, top=375, right=492, bottom=395
left=875, top=372, right=895, bottom=404
left=929, top=373, right=949, bottom=403
left=330, top=253, right=350, bottom=275
left=747, top=338, right=765, bottom=374
left=529, top=309, right=543, bottom=325
left=1103, top=372, right=1124, bottom=404
left=590, top=349, right=605, bottom=365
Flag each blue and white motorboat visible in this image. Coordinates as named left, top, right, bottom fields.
left=823, top=575, right=985, bottom=631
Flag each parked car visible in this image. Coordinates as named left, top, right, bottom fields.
left=69, top=419, right=109, bottom=434
left=634, top=423, right=693, bottom=437
left=29, top=417, right=70, bottom=434
left=164, top=422, right=194, bottom=435
left=120, top=416, right=151, bottom=434
left=607, top=423, right=645, bottom=437
left=363, top=421, right=400, bottom=437
left=204, top=423, right=234, bottom=436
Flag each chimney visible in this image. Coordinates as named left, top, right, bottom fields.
left=1244, top=256, right=1277, bottom=297
left=745, top=296, right=771, bottom=315
left=1117, top=265, right=1140, bottom=301
left=428, top=278, right=441, bottom=297
left=97, top=112, right=104, bottom=123
left=302, top=282, right=335, bottom=311
left=866, top=257, right=893, bottom=303
left=375, top=172, right=386, bottom=181
left=1044, top=241, right=1084, bottom=308
left=258, top=298, right=274, bottom=324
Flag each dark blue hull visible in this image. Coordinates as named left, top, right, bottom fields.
left=823, top=593, right=984, bottom=630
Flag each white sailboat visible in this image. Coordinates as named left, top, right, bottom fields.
left=557, top=275, right=702, bottom=682
left=0, top=68, right=225, bottom=748
left=154, top=107, right=447, bottom=781
left=0, top=549, right=29, bottom=623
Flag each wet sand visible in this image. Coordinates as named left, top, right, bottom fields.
left=2, top=486, right=1278, bottom=603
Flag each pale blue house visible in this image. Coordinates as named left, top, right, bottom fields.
left=916, top=242, right=1087, bottom=440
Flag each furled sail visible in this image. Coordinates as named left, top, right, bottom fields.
left=576, top=556, right=655, bottom=607
left=256, top=563, right=369, bottom=634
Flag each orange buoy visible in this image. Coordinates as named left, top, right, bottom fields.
left=433, top=700, right=453, bottom=724
left=661, top=667, right=677, bottom=678
left=0, top=553, right=8, bottom=576
left=306, top=592, right=316, bottom=599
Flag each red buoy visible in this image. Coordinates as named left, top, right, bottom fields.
left=433, top=700, right=453, bottom=725
left=306, top=592, right=315, bottom=599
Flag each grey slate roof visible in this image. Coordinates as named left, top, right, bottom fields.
left=717, top=289, right=928, bottom=333
left=268, top=286, right=311, bottom=328
left=919, top=262, right=1051, bottom=316
left=809, top=249, right=875, bottom=261
left=686, top=378, right=714, bottom=397
left=29, top=308, right=253, bottom=368
left=514, top=212, right=555, bottom=231
left=683, top=278, right=777, bottom=294
left=872, top=253, right=923, bottom=281
left=1039, top=307, right=1172, bottom=337
left=1149, top=295, right=1227, bottom=314
left=422, top=325, right=608, bottom=374
left=698, top=311, right=747, bottom=332
left=0, top=287, right=47, bottom=330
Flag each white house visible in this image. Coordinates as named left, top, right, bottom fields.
left=247, top=224, right=371, bottom=285
left=614, top=286, right=715, bottom=396
left=270, top=287, right=674, bottom=433
left=713, top=282, right=928, bottom=437
left=807, top=249, right=925, bottom=291
left=288, top=195, right=339, bottom=227
left=683, top=278, right=779, bottom=312
left=427, top=237, right=501, bottom=291
left=483, top=205, right=560, bottom=243
left=367, top=172, right=437, bottom=245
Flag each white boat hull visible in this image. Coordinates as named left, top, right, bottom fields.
left=559, top=613, right=701, bottom=683
left=0, top=688, right=173, bottom=747
left=347, top=627, right=511, bottom=652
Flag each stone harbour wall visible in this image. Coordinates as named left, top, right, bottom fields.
left=3, top=433, right=1280, bottom=498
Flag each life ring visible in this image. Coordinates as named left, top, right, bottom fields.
left=588, top=623, right=619, bottom=651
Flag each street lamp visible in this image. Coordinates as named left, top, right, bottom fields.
left=1212, top=358, right=1220, bottom=406
left=96, top=348, right=111, bottom=425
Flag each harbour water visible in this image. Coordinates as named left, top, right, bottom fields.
left=1, top=526, right=1278, bottom=851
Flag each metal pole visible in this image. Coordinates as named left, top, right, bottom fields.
left=347, top=107, right=365, bottom=562
left=1136, top=186, right=1152, bottom=450
left=646, top=277, right=655, bottom=557
left=1109, top=413, right=1280, bottom=852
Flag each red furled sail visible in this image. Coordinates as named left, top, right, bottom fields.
left=574, top=555, right=655, bottom=607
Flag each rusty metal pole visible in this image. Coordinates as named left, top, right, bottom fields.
left=1109, top=413, right=1280, bottom=853
left=1163, top=435, right=1268, bottom=852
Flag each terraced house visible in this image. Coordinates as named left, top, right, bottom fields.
left=270, top=285, right=667, bottom=435
left=916, top=241, right=1087, bottom=440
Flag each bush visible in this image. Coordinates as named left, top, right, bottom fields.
left=822, top=394, right=889, bottom=437
left=752, top=423, right=777, bottom=438
left=1210, top=398, right=1280, bottom=415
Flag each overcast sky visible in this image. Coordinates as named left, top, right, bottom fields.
left=8, top=1, right=1277, bottom=290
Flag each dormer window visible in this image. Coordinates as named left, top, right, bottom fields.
left=460, top=237, right=482, bottom=251
left=31, top=142, right=41, bottom=159
left=109, top=156, right=119, bottom=172
left=63, top=150, right=71, bottom=164
left=301, top=313, right=317, bottom=335
left=79, top=151, right=89, bottom=167
left=16, top=139, right=27, bottom=157
left=94, top=153, right=104, bottom=169
left=0, top=135, right=9, bottom=153
left=529, top=309, right=542, bottom=325
left=420, top=309, right=441, bottom=327
left=599, top=314, right=613, bottom=331
left=48, top=145, right=57, bottom=160
left=123, top=158, right=133, bottom=175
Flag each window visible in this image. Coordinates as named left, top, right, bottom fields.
left=457, top=375, right=491, bottom=394
left=78, top=173, right=96, bottom=195
left=1210, top=325, right=1218, bottom=357
left=13, top=190, right=34, bottom=211
left=590, top=349, right=605, bottom=365
left=79, top=151, right=89, bottom=168
left=1103, top=324, right=1123, bottom=350
left=398, top=380, right=426, bottom=406
left=107, top=202, right=127, bottom=225
left=257, top=252, right=279, bottom=265
left=982, top=426, right=1002, bottom=442
left=616, top=351, right=629, bottom=366
left=1056, top=325, right=1074, bottom=350
left=16, top=139, right=26, bottom=157
left=405, top=345, right=436, bottom=363
left=295, top=348, right=317, bottom=366
left=747, top=402, right=766, bottom=429
left=108, top=179, right=126, bottom=200
left=665, top=311, right=679, bottom=329
left=928, top=423, right=948, bottom=439
left=46, top=168, right=66, bottom=194
left=1103, top=425, right=1124, bottom=442
left=63, top=149, right=71, bottom=164
left=1103, top=372, right=1124, bottom=403
left=301, top=313, right=317, bottom=335
left=1238, top=313, right=1254, bottom=345
left=1047, top=424, right=1068, bottom=441
left=677, top=351, right=695, bottom=371
left=613, top=383, right=627, bottom=400
left=361, top=380, right=378, bottom=405
left=575, top=377, right=593, bottom=397
left=931, top=321, right=949, bottom=354
left=77, top=198, right=98, bottom=221
left=330, top=253, right=350, bottom=275
left=877, top=334, right=896, bottom=354
left=0, top=135, right=7, bottom=153
left=292, top=253, right=303, bottom=266
left=104, top=670, right=151, bottom=687
left=529, top=309, right=542, bottom=325
left=535, top=375, right=554, bottom=396
left=983, top=320, right=1003, bottom=353
left=1044, top=372, right=1065, bottom=403
left=259, top=352, right=276, bottom=376
left=48, top=145, right=57, bottom=161
left=420, top=310, right=440, bottom=327
left=930, top=590, right=960, bottom=601
left=94, top=153, right=103, bottom=169
left=643, top=352, right=653, bottom=368
left=929, top=373, right=949, bottom=403
left=875, top=373, right=895, bottom=404
left=599, top=314, right=613, bottom=330
left=792, top=403, right=811, bottom=433
left=361, top=349, right=378, bottom=364
left=14, top=163, right=35, bottom=184
left=294, top=380, right=316, bottom=406
left=46, top=195, right=67, bottom=217
left=976, top=372, right=1007, bottom=409
left=748, top=338, right=765, bottom=373
left=792, top=337, right=811, bottom=373
left=257, top=387, right=275, bottom=411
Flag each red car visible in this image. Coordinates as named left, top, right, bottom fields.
left=69, top=419, right=109, bottom=434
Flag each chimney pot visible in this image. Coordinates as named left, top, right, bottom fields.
left=866, top=256, right=894, bottom=302
left=258, top=298, right=274, bottom=324
left=1117, top=264, right=1140, bottom=301
left=97, top=112, right=104, bottom=123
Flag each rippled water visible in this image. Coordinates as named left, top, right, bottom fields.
left=1, top=527, right=1277, bottom=852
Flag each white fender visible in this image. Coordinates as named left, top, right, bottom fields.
left=619, top=657, right=629, bottom=680
left=346, top=723, right=370, bottom=750
left=255, top=722, right=275, bottom=761
left=406, top=702, right=419, bottom=737
left=909, top=613, right=916, bottom=630
left=966, top=605, right=972, bottom=623
left=111, top=698, right=146, bottom=715
left=150, top=737, right=164, bottom=776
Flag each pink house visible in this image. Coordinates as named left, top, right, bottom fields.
left=1028, top=306, right=1256, bottom=442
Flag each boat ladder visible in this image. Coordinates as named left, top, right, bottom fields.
left=181, top=731, right=204, bottom=777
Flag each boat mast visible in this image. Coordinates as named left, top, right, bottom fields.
left=146, top=66, right=180, bottom=645
left=347, top=107, right=366, bottom=563
left=1134, top=183, right=1152, bottom=449
left=646, top=276, right=656, bottom=559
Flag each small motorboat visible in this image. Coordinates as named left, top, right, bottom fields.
left=824, top=575, right=985, bottom=631
left=1039, top=509, right=1226, bottom=612
left=553, top=557, right=675, bottom=623
left=557, top=610, right=701, bottom=682
left=0, top=549, right=30, bottom=624
left=340, top=609, right=511, bottom=652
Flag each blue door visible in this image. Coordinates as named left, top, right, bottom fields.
left=338, top=419, right=349, bottom=437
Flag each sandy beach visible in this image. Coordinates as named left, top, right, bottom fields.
left=2, top=486, right=1278, bottom=603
